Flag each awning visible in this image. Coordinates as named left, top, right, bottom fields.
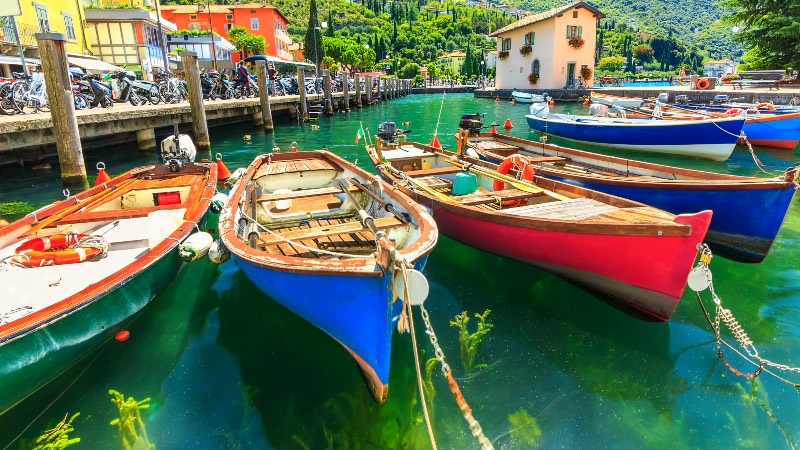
left=243, top=55, right=315, bottom=68
left=0, top=55, right=40, bottom=66
left=67, top=57, right=122, bottom=72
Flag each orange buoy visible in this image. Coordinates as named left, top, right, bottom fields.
left=495, top=96, right=500, bottom=102
left=115, top=330, right=130, bottom=342
left=291, top=141, right=299, bottom=153
left=429, top=134, right=442, bottom=149
left=583, top=100, right=589, bottom=107
left=503, top=118, right=513, bottom=129
left=94, top=162, right=111, bottom=186
left=215, top=153, right=232, bottom=181
left=490, top=124, right=498, bottom=134
left=549, top=100, right=555, bottom=106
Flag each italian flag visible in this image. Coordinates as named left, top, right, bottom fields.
left=355, top=128, right=363, bottom=144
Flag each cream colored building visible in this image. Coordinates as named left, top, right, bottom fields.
left=490, top=1, right=604, bottom=90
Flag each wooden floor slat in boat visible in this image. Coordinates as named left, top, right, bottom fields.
left=259, top=217, right=398, bottom=258
left=472, top=141, right=521, bottom=152
left=503, top=198, right=619, bottom=221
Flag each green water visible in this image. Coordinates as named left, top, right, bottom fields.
left=1, top=94, right=799, bottom=449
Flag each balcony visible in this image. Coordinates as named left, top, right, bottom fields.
left=0, top=19, right=39, bottom=47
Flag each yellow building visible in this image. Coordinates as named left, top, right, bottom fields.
left=0, top=0, right=94, bottom=75
left=436, top=51, right=466, bottom=76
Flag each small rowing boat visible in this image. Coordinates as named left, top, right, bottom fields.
left=590, top=92, right=647, bottom=109
left=218, top=151, right=437, bottom=403
left=512, top=90, right=549, bottom=103
left=0, top=156, right=217, bottom=415
left=526, top=102, right=746, bottom=161
left=367, top=135, right=712, bottom=321
left=463, top=132, right=799, bottom=263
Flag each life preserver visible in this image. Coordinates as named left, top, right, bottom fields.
left=494, top=154, right=535, bottom=206
left=696, top=78, right=710, bottom=90
left=725, top=108, right=745, bottom=116
left=13, top=233, right=101, bottom=267
left=755, top=102, right=775, bottom=111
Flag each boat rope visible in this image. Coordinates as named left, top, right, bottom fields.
left=399, top=254, right=494, bottom=449
left=395, top=256, right=438, bottom=450
left=432, top=90, right=446, bottom=138
left=691, top=244, right=800, bottom=391
left=238, top=210, right=374, bottom=259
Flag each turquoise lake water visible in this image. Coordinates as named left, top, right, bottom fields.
left=0, top=93, right=799, bottom=449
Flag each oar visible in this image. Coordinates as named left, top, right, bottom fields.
left=336, top=179, right=381, bottom=235
left=345, top=177, right=413, bottom=226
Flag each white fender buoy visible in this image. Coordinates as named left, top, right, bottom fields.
left=210, top=192, right=228, bottom=214
left=687, top=266, right=711, bottom=292
left=395, top=269, right=430, bottom=306
left=224, top=168, right=247, bottom=187
left=178, top=231, right=214, bottom=262
left=208, top=239, right=230, bottom=264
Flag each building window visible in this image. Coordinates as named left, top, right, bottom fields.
left=566, top=25, right=582, bottom=38
left=226, top=14, right=234, bottom=20
left=189, top=14, right=197, bottom=20
left=524, top=32, right=534, bottom=45
left=251, top=9, right=257, bottom=13
left=33, top=3, right=50, bottom=33
left=573, top=10, right=578, bottom=18
left=531, top=59, right=540, bottom=77
left=224, top=23, right=234, bottom=32
left=189, top=23, right=201, bottom=31
left=501, top=38, right=510, bottom=51
left=62, top=12, right=76, bottom=41
left=250, top=18, right=259, bottom=30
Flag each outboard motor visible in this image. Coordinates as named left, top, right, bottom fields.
left=674, top=94, right=690, bottom=104
left=589, top=103, right=610, bottom=117
left=657, top=92, right=670, bottom=104
left=712, top=94, right=731, bottom=105
left=160, top=124, right=197, bottom=172
left=377, top=121, right=398, bottom=143
left=529, top=102, right=550, bottom=117
left=459, top=113, right=484, bottom=134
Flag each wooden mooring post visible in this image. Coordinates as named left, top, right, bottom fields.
left=36, top=33, right=87, bottom=189
left=365, top=76, right=373, bottom=105
left=342, top=70, right=350, bottom=111
left=323, top=69, right=334, bottom=115
left=354, top=73, right=362, bottom=108
left=254, top=60, right=274, bottom=132
left=180, top=51, right=210, bottom=151
left=297, top=66, right=308, bottom=121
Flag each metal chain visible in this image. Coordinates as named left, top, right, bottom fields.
left=418, top=301, right=495, bottom=450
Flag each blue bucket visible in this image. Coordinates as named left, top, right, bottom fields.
left=452, top=171, right=478, bottom=196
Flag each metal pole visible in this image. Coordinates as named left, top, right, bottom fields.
left=154, top=0, right=170, bottom=73
left=206, top=0, right=217, bottom=71
left=10, top=17, right=29, bottom=76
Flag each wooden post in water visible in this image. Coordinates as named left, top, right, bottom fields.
left=354, top=73, right=362, bottom=108
left=254, top=61, right=274, bottom=132
left=365, top=76, right=373, bottom=105
left=342, top=70, right=350, bottom=111
left=180, top=51, right=210, bottom=151
left=36, top=33, right=86, bottom=189
left=297, top=66, right=308, bottom=121
left=322, top=69, right=334, bottom=115
left=383, top=77, right=389, bottom=100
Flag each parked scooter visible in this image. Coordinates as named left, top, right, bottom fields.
left=101, top=71, right=144, bottom=106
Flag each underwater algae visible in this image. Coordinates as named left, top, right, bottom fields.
left=19, top=413, right=80, bottom=450
left=108, top=390, right=154, bottom=450
left=450, top=309, right=494, bottom=373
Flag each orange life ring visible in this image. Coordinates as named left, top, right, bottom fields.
left=725, top=108, right=745, bottom=116
left=755, top=102, right=775, bottom=111
left=696, top=78, right=710, bottom=90
left=13, top=233, right=101, bottom=267
left=493, top=154, right=535, bottom=206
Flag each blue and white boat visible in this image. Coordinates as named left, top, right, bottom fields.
left=512, top=90, right=549, bottom=103
left=525, top=103, right=746, bottom=161
left=463, top=133, right=800, bottom=263
left=218, top=151, right=437, bottom=403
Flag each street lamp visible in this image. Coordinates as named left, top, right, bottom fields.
left=480, top=60, right=485, bottom=88
left=313, top=20, right=327, bottom=78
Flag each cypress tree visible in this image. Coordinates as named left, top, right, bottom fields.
left=304, top=0, right=325, bottom=71
left=326, top=11, right=335, bottom=37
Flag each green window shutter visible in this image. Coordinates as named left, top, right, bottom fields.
left=532, top=32, right=535, bottom=45
left=578, top=26, right=583, bottom=38
left=566, top=25, right=570, bottom=38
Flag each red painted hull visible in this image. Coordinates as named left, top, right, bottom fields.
left=430, top=206, right=711, bottom=320
left=745, top=138, right=799, bottom=150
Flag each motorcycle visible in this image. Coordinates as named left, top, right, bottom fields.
left=100, top=71, right=144, bottom=106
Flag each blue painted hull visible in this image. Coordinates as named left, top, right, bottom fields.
left=526, top=114, right=744, bottom=160
left=539, top=173, right=795, bottom=262
left=742, top=115, right=800, bottom=149
left=234, top=254, right=429, bottom=392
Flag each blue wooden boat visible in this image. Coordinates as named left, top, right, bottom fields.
left=462, top=133, right=799, bottom=263
left=526, top=103, right=746, bottom=161
left=218, top=151, right=438, bottom=403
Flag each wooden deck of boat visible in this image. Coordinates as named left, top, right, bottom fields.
left=257, top=217, right=402, bottom=259
left=255, top=158, right=336, bottom=178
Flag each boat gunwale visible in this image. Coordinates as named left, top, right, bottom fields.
left=526, top=112, right=747, bottom=128
left=470, top=133, right=795, bottom=190
left=219, top=151, right=438, bottom=276
left=0, top=163, right=217, bottom=344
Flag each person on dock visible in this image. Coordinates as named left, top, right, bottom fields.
left=268, top=64, right=277, bottom=95
left=236, top=62, right=251, bottom=91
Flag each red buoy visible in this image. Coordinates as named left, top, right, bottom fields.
left=291, top=141, right=298, bottom=153
left=503, top=119, right=513, bottom=129
left=429, top=134, right=442, bottom=149
left=583, top=100, right=589, bottom=107
left=94, top=162, right=111, bottom=186
left=549, top=100, right=555, bottom=106
left=215, top=153, right=232, bottom=181
left=490, top=124, right=497, bottom=134
left=115, top=330, right=130, bottom=342
left=495, top=96, right=500, bottom=102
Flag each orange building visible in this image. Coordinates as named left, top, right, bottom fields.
left=160, top=2, right=294, bottom=62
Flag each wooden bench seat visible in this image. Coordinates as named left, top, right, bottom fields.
left=259, top=216, right=403, bottom=246
left=527, top=156, right=569, bottom=163
left=257, top=185, right=359, bottom=203
left=457, top=188, right=545, bottom=206
left=52, top=203, right=187, bottom=225
left=406, top=166, right=463, bottom=177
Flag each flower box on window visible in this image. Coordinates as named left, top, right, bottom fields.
left=528, top=73, right=539, bottom=85
left=568, top=37, right=585, bottom=49
left=498, top=50, right=509, bottom=60
left=519, top=44, right=532, bottom=56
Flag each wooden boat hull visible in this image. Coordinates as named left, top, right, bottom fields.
left=525, top=114, right=744, bottom=160
left=233, top=253, right=429, bottom=402
left=0, top=247, right=184, bottom=415
left=404, top=193, right=710, bottom=320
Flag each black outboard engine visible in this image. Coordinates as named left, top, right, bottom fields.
left=377, top=121, right=398, bottom=143
left=459, top=113, right=484, bottom=135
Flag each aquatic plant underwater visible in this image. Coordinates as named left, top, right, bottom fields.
left=19, top=413, right=81, bottom=450
left=108, top=390, right=154, bottom=450
left=450, top=309, right=494, bottom=373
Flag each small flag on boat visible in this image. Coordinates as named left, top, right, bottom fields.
left=355, top=128, right=363, bottom=144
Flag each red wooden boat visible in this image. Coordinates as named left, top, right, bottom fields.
left=366, top=135, right=712, bottom=320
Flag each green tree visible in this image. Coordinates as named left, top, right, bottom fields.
left=597, top=56, right=626, bottom=73
left=228, top=26, right=265, bottom=58
left=398, top=62, right=421, bottom=79
left=326, top=11, right=335, bottom=37
left=723, top=0, right=800, bottom=70
left=304, top=0, right=325, bottom=70
left=634, top=44, right=655, bottom=62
